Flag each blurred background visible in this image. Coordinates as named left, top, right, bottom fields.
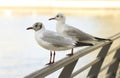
left=0, top=0, right=120, bottom=78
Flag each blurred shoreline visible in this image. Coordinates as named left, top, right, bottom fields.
left=0, top=6, right=120, bottom=16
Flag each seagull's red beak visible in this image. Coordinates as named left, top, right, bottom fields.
left=26, top=27, right=33, bottom=30
left=49, top=17, right=56, bottom=20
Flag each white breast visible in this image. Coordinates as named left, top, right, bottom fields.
left=35, top=31, right=51, bottom=50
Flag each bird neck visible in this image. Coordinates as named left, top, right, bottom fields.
left=35, top=28, right=45, bottom=42
left=56, top=20, right=66, bottom=34
left=57, top=20, right=65, bottom=26
left=35, top=26, right=45, bottom=34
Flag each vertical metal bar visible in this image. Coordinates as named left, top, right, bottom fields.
left=59, top=59, right=78, bottom=78
left=87, top=42, right=112, bottom=78
left=106, top=48, right=120, bottom=78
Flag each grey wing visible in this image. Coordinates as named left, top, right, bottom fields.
left=64, top=26, right=94, bottom=41
left=42, top=31, right=75, bottom=47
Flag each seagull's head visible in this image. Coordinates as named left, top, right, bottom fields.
left=49, top=13, right=65, bottom=21
left=26, top=22, right=45, bottom=31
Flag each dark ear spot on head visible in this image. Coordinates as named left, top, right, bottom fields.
left=39, top=23, right=42, bottom=29
left=61, top=15, right=63, bottom=18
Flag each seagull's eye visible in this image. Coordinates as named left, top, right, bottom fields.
left=35, top=24, right=38, bottom=27
left=56, top=15, right=59, bottom=17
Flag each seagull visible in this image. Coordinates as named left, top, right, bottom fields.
left=49, top=13, right=111, bottom=56
left=26, top=22, right=93, bottom=65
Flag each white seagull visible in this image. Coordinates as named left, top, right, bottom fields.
left=49, top=13, right=111, bottom=56
left=26, top=22, right=93, bottom=65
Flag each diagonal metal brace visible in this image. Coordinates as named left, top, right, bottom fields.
left=59, top=59, right=78, bottom=78
left=87, top=42, right=112, bottom=78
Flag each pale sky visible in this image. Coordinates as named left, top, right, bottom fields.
left=0, top=0, right=120, bottom=8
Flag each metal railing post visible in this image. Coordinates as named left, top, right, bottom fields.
left=24, top=32, right=120, bottom=78
left=59, top=59, right=78, bottom=78
left=106, top=48, right=120, bottom=78
left=87, top=42, right=112, bottom=78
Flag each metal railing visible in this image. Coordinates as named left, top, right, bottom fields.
left=25, top=32, right=120, bottom=78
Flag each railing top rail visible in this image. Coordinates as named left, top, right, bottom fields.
left=25, top=32, right=120, bottom=78
left=109, top=32, right=120, bottom=40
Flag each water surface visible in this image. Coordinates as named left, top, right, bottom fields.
left=0, top=15, right=119, bottom=78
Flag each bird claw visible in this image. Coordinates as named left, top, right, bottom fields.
left=67, top=53, right=74, bottom=56
left=46, top=62, right=54, bottom=65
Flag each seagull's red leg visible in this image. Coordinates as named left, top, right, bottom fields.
left=67, top=48, right=74, bottom=56
left=52, top=51, right=56, bottom=63
left=46, top=51, right=52, bottom=65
